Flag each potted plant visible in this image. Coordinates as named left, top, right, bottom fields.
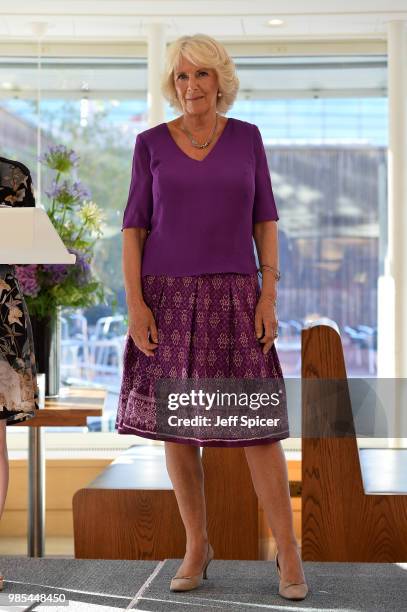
left=14, top=145, right=107, bottom=396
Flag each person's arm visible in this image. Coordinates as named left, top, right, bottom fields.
left=253, top=221, right=279, bottom=354
left=121, top=133, right=158, bottom=357
left=122, top=227, right=148, bottom=309
left=253, top=220, right=279, bottom=300
left=251, top=124, right=280, bottom=354
left=122, top=228, right=158, bottom=357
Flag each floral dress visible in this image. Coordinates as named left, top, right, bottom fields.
left=0, top=157, right=39, bottom=424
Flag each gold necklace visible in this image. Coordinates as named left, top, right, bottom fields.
left=180, top=114, right=218, bottom=149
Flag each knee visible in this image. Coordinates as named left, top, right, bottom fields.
left=165, top=442, right=203, bottom=475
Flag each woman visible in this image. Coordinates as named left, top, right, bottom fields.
left=0, top=157, right=40, bottom=591
left=116, top=34, right=309, bottom=601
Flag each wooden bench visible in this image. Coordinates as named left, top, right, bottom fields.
left=73, top=444, right=259, bottom=560
left=301, top=321, right=407, bottom=562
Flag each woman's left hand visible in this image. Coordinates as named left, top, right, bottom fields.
left=255, top=293, right=278, bottom=355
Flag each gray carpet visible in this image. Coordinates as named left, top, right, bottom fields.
left=132, top=559, right=407, bottom=611
left=0, top=556, right=156, bottom=609
left=1, top=556, right=407, bottom=611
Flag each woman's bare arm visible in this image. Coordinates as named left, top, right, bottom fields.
left=253, top=220, right=279, bottom=299
left=122, top=228, right=148, bottom=307
left=122, top=228, right=159, bottom=357
left=253, top=220, right=279, bottom=354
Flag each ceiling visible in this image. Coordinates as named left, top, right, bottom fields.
left=0, top=1, right=402, bottom=99
left=0, top=1, right=405, bottom=43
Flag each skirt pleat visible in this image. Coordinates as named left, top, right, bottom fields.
left=116, top=272, right=290, bottom=447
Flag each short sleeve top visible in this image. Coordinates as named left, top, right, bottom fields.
left=121, top=117, right=279, bottom=277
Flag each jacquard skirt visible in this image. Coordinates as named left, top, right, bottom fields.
left=0, top=264, right=39, bottom=425
left=116, top=272, right=290, bottom=447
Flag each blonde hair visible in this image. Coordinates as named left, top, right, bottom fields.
left=161, top=34, right=239, bottom=115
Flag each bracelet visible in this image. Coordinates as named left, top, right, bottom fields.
left=257, top=264, right=281, bottom=281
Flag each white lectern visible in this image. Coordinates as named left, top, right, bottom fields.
left=0, top=207, right=76, bottom=264
left=0, top=206, right=76, bottom=558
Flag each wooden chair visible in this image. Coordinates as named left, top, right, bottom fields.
left=301, top=321, right=407, bottom=561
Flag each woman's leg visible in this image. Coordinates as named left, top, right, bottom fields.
left=164, top=441, right=209, bottom=576
left=0, top=420, right=9, bottom=518
left=244, top=441, right=306, bottom=584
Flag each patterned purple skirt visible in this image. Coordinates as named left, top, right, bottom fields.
left=116, top=272, right=290, bottom=447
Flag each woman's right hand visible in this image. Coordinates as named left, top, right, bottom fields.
left=128, top=301, right=159, bottom=357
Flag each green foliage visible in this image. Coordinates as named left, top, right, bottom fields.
left=15, top=145, right=110, bottom=321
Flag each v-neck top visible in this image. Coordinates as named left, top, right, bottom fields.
left=121, top=117, right=279, bottom=277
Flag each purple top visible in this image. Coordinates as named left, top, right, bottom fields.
left=121, top=117, right=279, bottom=277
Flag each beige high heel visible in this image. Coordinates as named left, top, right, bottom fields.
left=170, top=542, right=214, bottom=592
left=275, top=551, right=309, bottom=600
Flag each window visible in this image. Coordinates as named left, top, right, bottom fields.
left=0, top=52, right=387, bottom=450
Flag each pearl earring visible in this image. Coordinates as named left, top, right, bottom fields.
left=217, top=92, right=222, bottom=97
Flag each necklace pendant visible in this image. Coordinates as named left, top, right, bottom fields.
left=191, top=138, right=209, bottom=148
left=182, top=113, right=218, bottom=149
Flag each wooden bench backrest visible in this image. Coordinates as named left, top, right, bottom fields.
left=301, top=320, right=407, bottom=561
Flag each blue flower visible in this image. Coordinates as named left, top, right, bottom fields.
left=39, top=145, right=80, bottom=172
left=45, top=179, right=91, bottom=202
